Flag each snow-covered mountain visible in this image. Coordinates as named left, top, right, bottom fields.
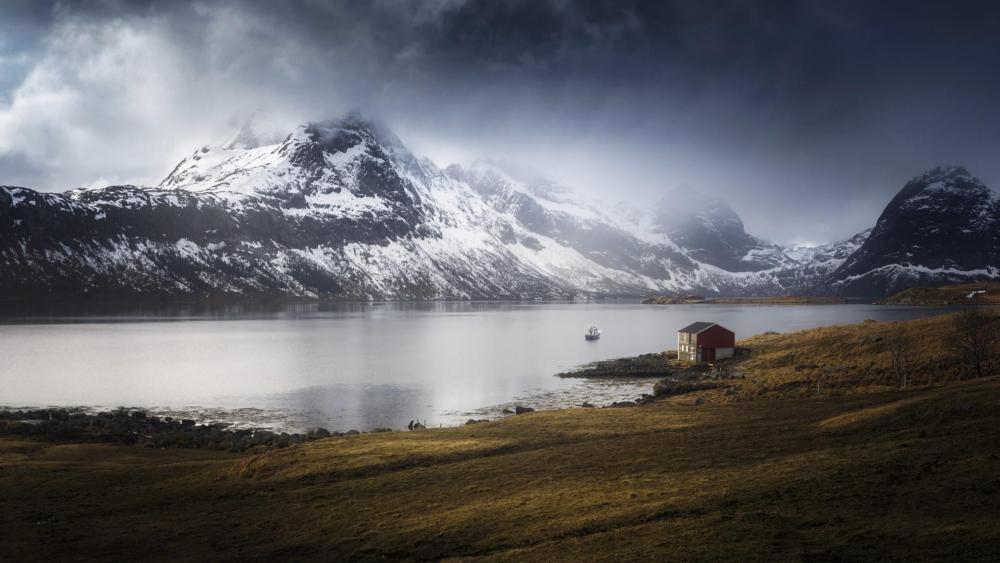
left=1, top=115, right=997, bottom=300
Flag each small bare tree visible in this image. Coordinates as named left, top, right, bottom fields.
left=952, top=305, right=999, bottom=380
left=890, top=337, right=908, bottom=388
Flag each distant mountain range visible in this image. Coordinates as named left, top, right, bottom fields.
left=2, top=113, right=997, bottom=301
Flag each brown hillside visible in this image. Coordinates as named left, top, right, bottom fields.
left=736, top=312, right=999, bottom=398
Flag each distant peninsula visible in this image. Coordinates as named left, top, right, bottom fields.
left=877, top=282, right=1000, bottom=306
left=642, top=295, right=847, bottom=305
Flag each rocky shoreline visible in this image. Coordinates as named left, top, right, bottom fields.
left=0, top=388, right=695, bottom=450
left=0, top=403, right=609, bottom=449
left=0, top=407, right=365, bottom=452
left=556, top=352, right=679, bottom=378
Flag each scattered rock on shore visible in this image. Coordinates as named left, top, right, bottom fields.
left=652, top=379, right=717, bottom=397
left=0, top=408, right=367, bottom=452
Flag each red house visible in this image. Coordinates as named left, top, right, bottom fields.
left=677, top=322, right=736, bottom=362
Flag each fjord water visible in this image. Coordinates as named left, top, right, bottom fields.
left=0, top=302, right=948, bottom=432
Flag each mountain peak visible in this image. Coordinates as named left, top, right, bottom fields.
left=656, top=185, right=744, bottom=233
left=887, top=165, right=992, bottom=216
left=822, top=166, right=999, bottom=296
left=305, top=112, right=406, bottom=154
left=914, top=165, right=972, bottom=183
left=650, top=185, right=794, bottom=272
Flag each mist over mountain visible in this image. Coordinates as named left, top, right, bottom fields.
left=2, top=114, right=996, bottom=301
left=4, top=1, right=1000, bottom=244
left=653, top=187, right=796, bottom=272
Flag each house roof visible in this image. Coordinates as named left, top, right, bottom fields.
left=678, top=321, right=721, bottom=334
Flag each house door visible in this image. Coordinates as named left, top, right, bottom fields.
left=701, top=348, right=715, bottom=362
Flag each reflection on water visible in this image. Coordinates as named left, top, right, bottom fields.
left=0, top=301, right=950, bottom=432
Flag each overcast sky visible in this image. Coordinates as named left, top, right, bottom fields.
left=2, top=0, right=999, bottom=244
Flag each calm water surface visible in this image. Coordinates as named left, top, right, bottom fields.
left=0, top=302, right=949, bottom=431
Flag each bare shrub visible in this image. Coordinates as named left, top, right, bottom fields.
left=890, top=338, right=909, bottom=388
left=952, top=306, right=999, bottom=380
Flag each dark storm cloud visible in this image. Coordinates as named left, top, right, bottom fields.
left=2, top=0, right=999, bottom=243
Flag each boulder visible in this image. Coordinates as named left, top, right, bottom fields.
left=251, top=430, right=276, bottom=446
left=653, top=379, right=716, bottom=397
left=607, top=401, right=636, bottom=408
left=514, top=406, right=535, bottom=415
left=307, top=427, right=331, bottom=439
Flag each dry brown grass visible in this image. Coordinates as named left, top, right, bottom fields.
left=734, top=312, right=1000, bottom=398
left=3, top=377, right=1000, bottom=561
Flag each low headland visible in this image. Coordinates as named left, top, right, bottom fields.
left=642, top=294, right=847, bottom=305
left=877, top=281, right=1000, bottom=305
left=2, top=310, right=999, bottom=561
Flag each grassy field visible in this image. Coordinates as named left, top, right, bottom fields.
left=3, top=313, right=1000, bottom=561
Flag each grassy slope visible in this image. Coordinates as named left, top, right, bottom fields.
left=736, top=313, right=998, bottom=397
left=3, top=314, right=1000, bottom=561
left=878, top=282, right=1000, bottom=305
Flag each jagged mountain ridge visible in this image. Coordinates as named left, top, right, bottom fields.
left=1, top=115, right=996, bottom=300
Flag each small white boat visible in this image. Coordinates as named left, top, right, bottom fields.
left=584, top=325, right=601, bottom=341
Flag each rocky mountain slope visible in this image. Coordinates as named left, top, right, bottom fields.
left=1, top=115, right=997, bottom=300
left=818, top=166, right=1000, bottom=296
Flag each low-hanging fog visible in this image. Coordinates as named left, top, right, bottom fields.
left=2, top=0, right=1000, bottom=244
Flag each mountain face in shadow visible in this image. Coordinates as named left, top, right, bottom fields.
left=819, top=166, right=1000, bottom=296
